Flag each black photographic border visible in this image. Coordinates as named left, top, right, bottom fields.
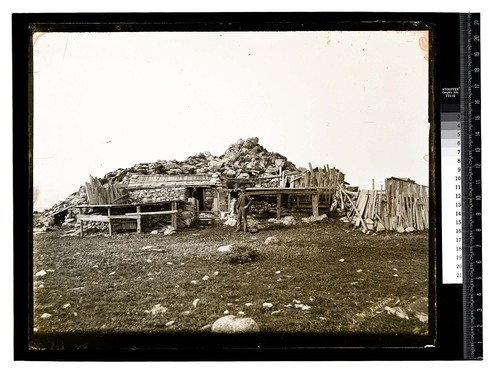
left=13, top=12, right=463, bottom=360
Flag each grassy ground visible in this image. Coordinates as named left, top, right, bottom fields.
left=33, top=218, right=429, bottom=336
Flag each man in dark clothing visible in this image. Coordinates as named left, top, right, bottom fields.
left=235, top=187, right=253, bottom=233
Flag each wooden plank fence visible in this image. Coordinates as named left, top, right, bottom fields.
left=338, top=178, right=429, bottom=232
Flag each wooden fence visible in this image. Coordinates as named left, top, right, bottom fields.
left=338, top=178, right=429, bottom=232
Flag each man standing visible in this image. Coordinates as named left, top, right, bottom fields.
left=235, top=187, right=253, bottom=233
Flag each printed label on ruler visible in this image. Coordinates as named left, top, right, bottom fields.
left=441, top=87, right=463, bottom=284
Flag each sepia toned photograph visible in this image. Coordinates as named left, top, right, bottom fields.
left=30, top=26, right=432, bottom=348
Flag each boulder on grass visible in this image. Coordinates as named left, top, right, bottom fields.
left=211, top=315, right=259, bottom=333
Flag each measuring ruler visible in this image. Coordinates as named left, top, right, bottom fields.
left=460, top=12, right=482, bottom=360
left=441, top=13, right=482, bottom=359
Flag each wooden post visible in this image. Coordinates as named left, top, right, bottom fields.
left=312, top=192, right=319, bottom=217
left=79, top=207, right=84, bottom=237
left=136, top=205, right=142, bottom=233
left=277, top=193, right=282, bottom=219
left=371, top=179, right=376, bottom=219
left=172, top=201, right=177, bottom=229
left=107, top=207, right=112, bottom=236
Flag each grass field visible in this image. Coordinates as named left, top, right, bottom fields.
left=33, top=217, right=429, bottom=336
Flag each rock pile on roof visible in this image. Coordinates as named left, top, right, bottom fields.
left=103, top=137, right=297, bottom=185
left=35, top=137, right=297, bottom=224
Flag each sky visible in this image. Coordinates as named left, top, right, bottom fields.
left=33, top=30, right=429, bottom=210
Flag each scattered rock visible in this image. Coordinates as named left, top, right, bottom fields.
left=40, top=313, right=52, bottom=319
left=396, top=226, right=405, bottom=233
left=193, top=298, right=200, bottom=308
left=384, top=306, right=409, bottom=320
left=62, top=303, right=71, bottom=309
left=405, top=226, right=415, bottom=233
left=211, top=315, right=260, bottom=333
left=165, top=320, right=175, bottom=327
left=200, top=323, right=212, bottom=331
left=147, top=304, right=167, bottom=315
left=164, top=227, right=176, bottom=236
left=281, top=216, right=296, bottom=226
left=302, top=214, right=328, bottom=223
left=407, top=297, right=428, bottom=323
left=150, top=230, right=159, bottom=235
left=35, top=270, right=47, bottom=277
left=339, top=259, right=345, bottom=262
left=217, top=244, right=234, bottom=253
left=294, top=304, right=312, bottom=311
left=262, top=302, right=273, bottom=308
left=245, top=303, right=253, bottom=307
left=224, top=217, right=237, bottom=227
left=213, top=271, right=220, bottom=276
left=190, top=280, right=198, bottom=285
left=356, top=269, right=363, bottom=273
left=376, top=221, right=386, bottom=232
left=202, top=275, right=209, bottom=281
left=264, top=236, right=279, bottom=245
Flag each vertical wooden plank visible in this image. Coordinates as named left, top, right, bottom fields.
left=277, top=193, right=282, bottom=219
left=136, top=205, right=142, bottom=233
left=171, top=212, right=177, bottom=230
left=79, top=207, right=84, bottom=237
left=312, top=192, right=319, bottom=217
left=371, top=179, right=376, bottom=219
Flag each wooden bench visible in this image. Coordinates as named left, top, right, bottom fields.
left=125, top=210, right=178, bottom=232
left=77, top=214, right=140, bottom=236
left=75, top=201, right=179, bottom=236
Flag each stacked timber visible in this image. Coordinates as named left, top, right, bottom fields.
left=338, top=178, right=429, bottom=233
left=290, top=163, right=345, bottom=189
left=85, top=175, right=123, bottom=205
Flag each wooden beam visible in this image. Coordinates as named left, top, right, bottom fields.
left=77, top=215, right=111, bottom=222
left=338, top=184, right=368, bottom=231
left=125, top=210, right=177, bottom=216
